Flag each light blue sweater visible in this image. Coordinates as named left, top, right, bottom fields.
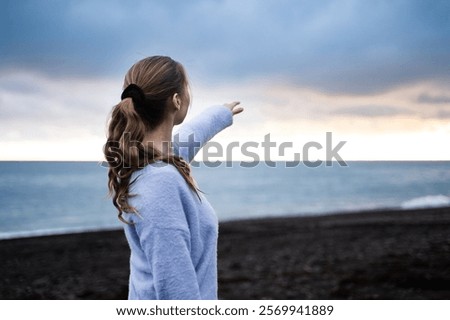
left=122, top=105, right=233, bottom=300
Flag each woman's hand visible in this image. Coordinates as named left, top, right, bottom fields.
left=224, top=101, right=244, bottom=116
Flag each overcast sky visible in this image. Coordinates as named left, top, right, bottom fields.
left=1, top=0, right=449, bottom=161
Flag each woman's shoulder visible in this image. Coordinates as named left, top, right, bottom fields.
left=132, top=162, right=189, bottom=193
left=141, top=161, right=183, bottom=178
left=127, top=163, right=197, bottom=228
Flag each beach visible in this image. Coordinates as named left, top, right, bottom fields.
left=1, top=206, right=449, bottom=299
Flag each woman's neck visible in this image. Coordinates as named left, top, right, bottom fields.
left=143, top=120, right=174, bottom=156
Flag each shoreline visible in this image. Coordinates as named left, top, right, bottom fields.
left=0, top=204, right=440, bottom=241
left=1, top=206, right=449, bottom=299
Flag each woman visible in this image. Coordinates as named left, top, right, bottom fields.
left=104, top=56, right=243, bottom=299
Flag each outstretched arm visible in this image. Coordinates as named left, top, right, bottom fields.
left=173, top=102, right=243, bottom=162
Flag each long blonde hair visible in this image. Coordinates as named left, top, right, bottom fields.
left=104, top=56, right=198, bottom=223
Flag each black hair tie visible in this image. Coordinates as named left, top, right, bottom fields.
left=120, top=83, right=166, bottom=127
left=121, top=84, right=146, bottom=103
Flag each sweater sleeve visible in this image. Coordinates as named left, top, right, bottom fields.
left=173, top=105, right=233, bottom=162
left=131, top=168, right=201, bottom=299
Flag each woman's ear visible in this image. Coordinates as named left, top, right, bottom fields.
left=172, top=93, right=181, bottom=110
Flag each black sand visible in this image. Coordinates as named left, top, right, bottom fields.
left=1, top=207, right=449, bottom=299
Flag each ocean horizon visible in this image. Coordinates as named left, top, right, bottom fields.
left=1, top=160, right=449, bottom=240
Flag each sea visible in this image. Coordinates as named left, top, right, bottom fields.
left=0, top=161, right=449, bottom=240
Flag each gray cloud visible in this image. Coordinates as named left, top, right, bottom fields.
left=435, top=110, right=450, bottom=119
left=0, top=72, right=116, bottom=141
left=418, top=93, right=450, bottom=104
left=331, top=103, right=450, bottom=120
left=1, top=0, right=449, bottom=94
left=331, top=105, right=411, bottom=118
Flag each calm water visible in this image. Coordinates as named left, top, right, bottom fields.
left=0, top=161, right=449, bottom=239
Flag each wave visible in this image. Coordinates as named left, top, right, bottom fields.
left=0, top=225, right=121, bottom=240
left=401, top=194, right=450, bottom=209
